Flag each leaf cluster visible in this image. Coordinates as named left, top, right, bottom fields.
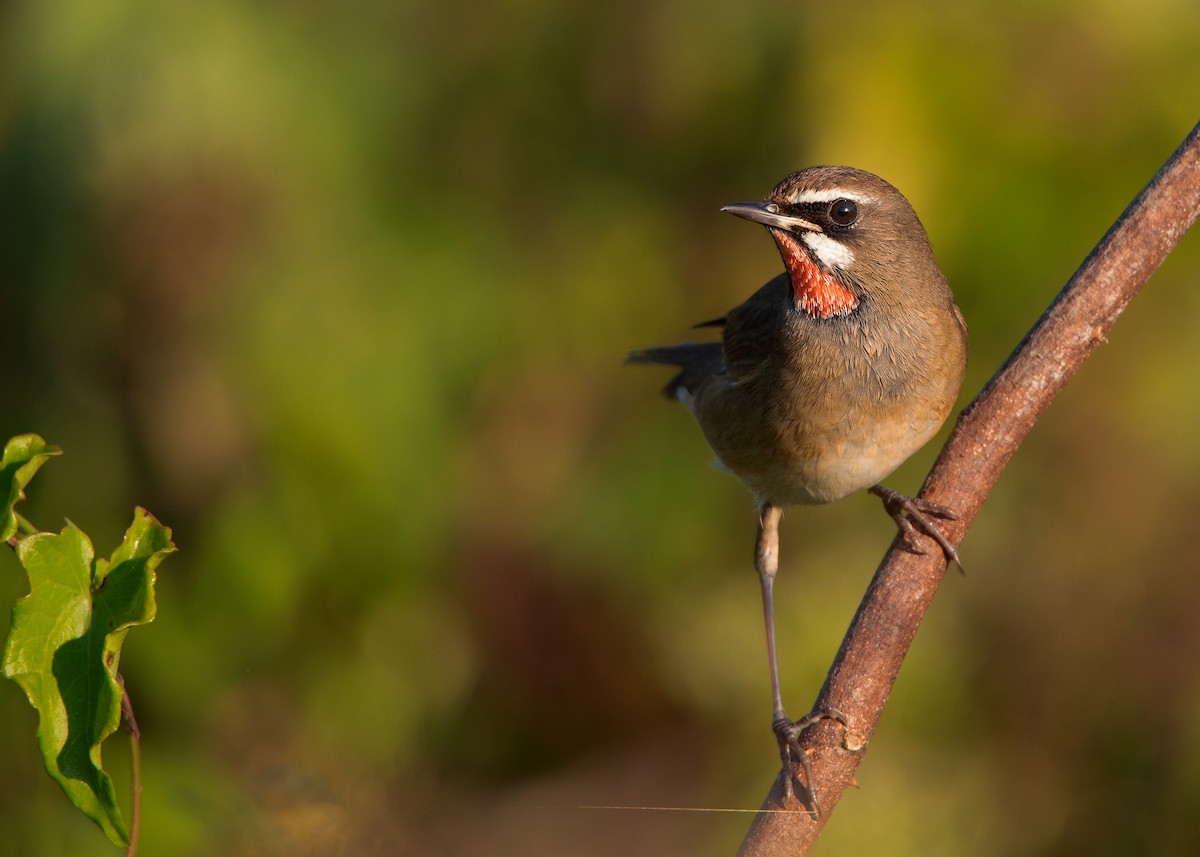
left=2, top=435, right=174, bottom=850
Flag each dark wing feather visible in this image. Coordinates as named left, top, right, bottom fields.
left=626, top=342, right=725, bottom=401
left=628, top=274, right=789, bottom=398
left=719, top=274, right=790, bottom=383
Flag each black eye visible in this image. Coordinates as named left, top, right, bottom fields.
left=829, top=199, right=858, bottom=226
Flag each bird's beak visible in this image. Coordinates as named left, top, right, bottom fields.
left=721, top=202, right=822, bottom=234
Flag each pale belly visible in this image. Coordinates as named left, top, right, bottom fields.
left=707, top=407, right=947, bottom=507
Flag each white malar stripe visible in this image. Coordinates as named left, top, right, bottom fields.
left=802, top=232, right=855, bottom=270
left=784, top=188, right=868, bottom=205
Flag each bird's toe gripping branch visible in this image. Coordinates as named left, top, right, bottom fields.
left=868, top=484, right=963, bottom=572
left=772, top=707, right=848, bottom=815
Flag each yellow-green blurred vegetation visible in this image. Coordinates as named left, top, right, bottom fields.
left=2, top=1, right=1200, bottom=854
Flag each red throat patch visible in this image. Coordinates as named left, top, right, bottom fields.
left=770, top=229, right=858, bottom=319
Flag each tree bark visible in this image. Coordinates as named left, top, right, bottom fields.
left=736, top=119, right=1200, bottom=857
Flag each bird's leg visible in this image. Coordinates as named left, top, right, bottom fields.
left=868, top=484, right=963, bottom=572
left=755, top=504, right=846, bottom=814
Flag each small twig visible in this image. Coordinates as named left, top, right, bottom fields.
left=736, top=119, right=1200, bottom=856
left=117, top=673, right=142, bottom=857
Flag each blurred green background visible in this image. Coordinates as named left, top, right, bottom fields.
left=2, top=1, right=1199, bottom=854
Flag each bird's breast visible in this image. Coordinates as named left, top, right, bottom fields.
left=694, top=314, right=962, bottom=506
left=765, top=403, right=946, bottom=504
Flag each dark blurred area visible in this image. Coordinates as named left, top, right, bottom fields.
left=2, top=2, right=1200, bottom=854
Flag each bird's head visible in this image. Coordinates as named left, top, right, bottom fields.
left=722, top=166, right=935, bottom=320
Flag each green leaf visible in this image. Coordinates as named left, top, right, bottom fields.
left=0, top=434, right=61, bottom=542
left=2, top=508, right=174, bottom=847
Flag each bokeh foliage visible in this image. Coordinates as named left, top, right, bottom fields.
left=2, top=1, right=1199, bottom=854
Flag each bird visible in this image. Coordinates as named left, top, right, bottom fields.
left=627, top=166, right=967, bottom=810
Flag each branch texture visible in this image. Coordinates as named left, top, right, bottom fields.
left=737, top=119, right=1200, bottom=857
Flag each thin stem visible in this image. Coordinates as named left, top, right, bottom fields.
left=118, top=674, right=142, bottom=857
left=14, top=512, right=38, bottom=536
left=5, top=513, right=41, bottom=549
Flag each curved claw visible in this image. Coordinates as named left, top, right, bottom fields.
left=868, top=485, right=964, bottom=573
left=772, top=708, right=848, bottom=815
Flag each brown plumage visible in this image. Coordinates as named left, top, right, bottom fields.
left=628, top=166, right=967, bottom=810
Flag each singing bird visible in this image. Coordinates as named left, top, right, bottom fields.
left=628, top=166, right=967, bottom=807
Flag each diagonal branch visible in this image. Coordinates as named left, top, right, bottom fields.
left=735, top=119, right=1200, bottom=857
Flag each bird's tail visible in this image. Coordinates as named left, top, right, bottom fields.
left=626, top=342, right=725, bottom=404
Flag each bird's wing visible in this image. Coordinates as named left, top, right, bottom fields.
left=626, top=342, right=725, bottom=403
left=720, top=274, right=789, bottom=384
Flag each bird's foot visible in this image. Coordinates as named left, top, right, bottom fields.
left=868, top=484, right=963, bottom=572
left=772, top=708, right=847, bottom=815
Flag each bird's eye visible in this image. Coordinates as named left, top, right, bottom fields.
left=829, top=199, right=858, bottom=226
